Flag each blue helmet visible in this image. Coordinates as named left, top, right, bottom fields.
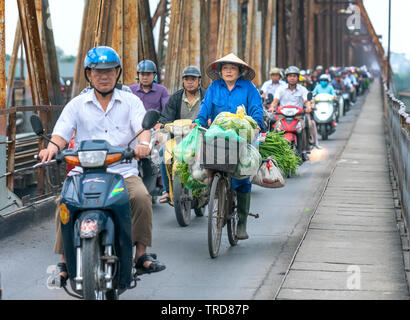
left=84, top=46, right=121, bottom=70
left=137, top=60, right=157, bottom=74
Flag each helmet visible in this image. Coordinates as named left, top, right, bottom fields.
left=137, top=60, right=157, bottom=74
left=300, top=70, right=307, bottom=76
left=285, top=66, right=300, bottom=77
left=270, top=67, right=281, bottom=75
left=182, top=66, right=201, bottom=78
left=316, top=65, right=323, bottom=71
left=84, top=46, right=121, bottom=70
left=319, top=74, right=329, bottom=82
left=306, top=69, right=312, bottom=75
left=335, top=71, right=342, bottom=77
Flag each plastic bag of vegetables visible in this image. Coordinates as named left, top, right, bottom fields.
left=233, top=143, right=262, bottom=179
left=173, top=126, right=200, bottom=165
left=212, top=105, right=258, bottom=143
left=258, top=132, right=300, bottom=176
left=190, top=130, right=212, bottom=186
left=204, top=124, right=246, bottom=144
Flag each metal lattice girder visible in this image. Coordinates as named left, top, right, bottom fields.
left=163, top=0, right=202, bottom=93
left=16, top=0, right=50, bottom=194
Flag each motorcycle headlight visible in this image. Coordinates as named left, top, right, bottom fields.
left=78, top=150, right=108, bottom=168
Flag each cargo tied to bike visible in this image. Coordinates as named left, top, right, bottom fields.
left=173, top=106, right=262, bottom=192
left=257, top=131, right=301, bottom=176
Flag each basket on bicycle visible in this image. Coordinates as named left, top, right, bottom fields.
left=200, top=135, right=242, bottom=173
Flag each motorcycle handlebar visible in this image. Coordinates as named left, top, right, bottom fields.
left=32, top=155, right=57, bottom=168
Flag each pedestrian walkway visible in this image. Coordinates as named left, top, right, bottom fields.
left=276, top=80, right=410, bottom=300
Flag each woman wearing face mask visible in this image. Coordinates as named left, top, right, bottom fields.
left=313, top=74, right=336, bottom=96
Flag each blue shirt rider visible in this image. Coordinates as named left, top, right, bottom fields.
left=195, top=53, right=263, bottom=240
left=313, top=74, right=336, bottom=96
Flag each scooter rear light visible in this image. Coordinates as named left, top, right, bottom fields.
left=65, top=156, right=81, bottom=166
left=80, top=219, right=98, bottom=238
left=105, top=153, right=123, bottom=165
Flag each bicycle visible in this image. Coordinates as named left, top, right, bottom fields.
left=199, top=128, right=241, bottom=258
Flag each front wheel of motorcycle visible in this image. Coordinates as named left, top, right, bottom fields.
left=173, top=174, right=192, bottom=227
left=82, top=236, right=103, bottom=300
left=320, top=125, right=328, bottom=141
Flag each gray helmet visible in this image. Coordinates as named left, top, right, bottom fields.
left=182, top=66, right=201, bottom=78
left=285, top=66, right=300, bottom=77
left=316, top=65, right=323, bottom=71
left=137, top=60, right=157, bottom=74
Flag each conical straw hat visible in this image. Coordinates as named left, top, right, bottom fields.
left=206, top=53, right=255, bottom=81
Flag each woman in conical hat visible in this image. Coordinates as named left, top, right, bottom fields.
left=194, top=53, right=264, bottom=241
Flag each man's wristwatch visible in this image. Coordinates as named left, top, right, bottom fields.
left=140, top=141, right=152, bottom=151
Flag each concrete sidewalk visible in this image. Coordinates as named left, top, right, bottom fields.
left=276, top=80, right=410, bottom=300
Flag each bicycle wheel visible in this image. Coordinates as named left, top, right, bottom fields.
left=207, top=174, right=225, bottom=258
left=227, top=192, right=238, bottom=246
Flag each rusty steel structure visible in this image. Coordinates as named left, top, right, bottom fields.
left=276, top=0, right=388, bottom=73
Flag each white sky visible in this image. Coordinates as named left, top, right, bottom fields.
left=4, top=0, right=409, bottom=57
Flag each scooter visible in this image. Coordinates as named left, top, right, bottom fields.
left=162, top=119, right=208, bottom=227
left=334, top=89, right=345, bottom=120
left=313, top=93, right=337, bottom=141
left=31, top=110, right=160, bottom=300
left=274, top=104, right=304, bottom=156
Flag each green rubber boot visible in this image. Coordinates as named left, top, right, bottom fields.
left=236, top=192, right=251, bottom=240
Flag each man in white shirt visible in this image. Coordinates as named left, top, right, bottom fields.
left=38, top=46, right=165, bottom=286
left=270, top=66, right=313, bottom=161
left=260, top=68, right=285, bottom=105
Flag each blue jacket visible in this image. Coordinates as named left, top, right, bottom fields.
left=196, top=78, right=264, bottom=130
left=313, top=83, right=336, bottom=96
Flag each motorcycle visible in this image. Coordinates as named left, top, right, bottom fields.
left=313, top=93, right=337, bottom=141
left=162, top=119, right=208, bottom=227
left=334, top=89, right=345, bottom=121
left=274, top=104, right=304, bottom=156
left=31, top=110, right=160, bottom=300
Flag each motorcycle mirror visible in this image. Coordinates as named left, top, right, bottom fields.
left=127, top=110, right=161, bottom=149
left=307, top=92, right=313, bottom=101
left=30, top=114, right=61, bottom=151
left=30, top=114, right=44, bottom=136
left=267, top=93, right=274, bottom=104
left=142, top=110, right=160, bottom=130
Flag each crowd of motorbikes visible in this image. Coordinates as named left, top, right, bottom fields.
left=261, top=65, right=373, bottom=156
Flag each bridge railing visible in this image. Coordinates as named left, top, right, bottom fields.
left=382, top=79, right=410, bottom=234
